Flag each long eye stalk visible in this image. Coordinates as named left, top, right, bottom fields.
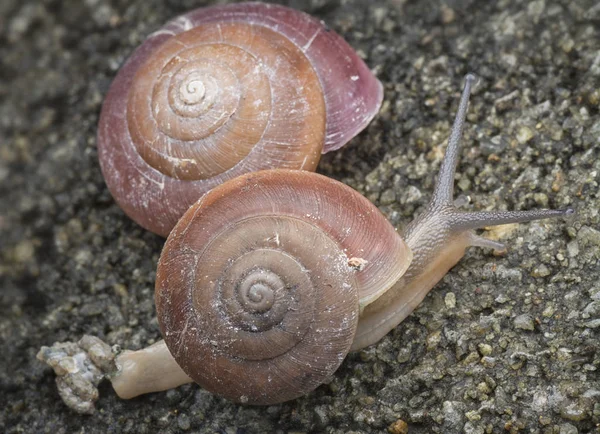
left=431, top=73, right=478, bottom=207
left=428, top=73, right=573, bottom=235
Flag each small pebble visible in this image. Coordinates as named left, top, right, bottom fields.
left=177, top=414, right=191, bottom=431
left=478, top=343, right=492, bottom=356
left=559, top=423, right=579, bottom=434
left=514, top=314, right=535, bottom=331
left=532, top=264, right=551, bottom=277
left=516, top=126, right=535, bottom=144
left=387, top=419, right=408, bottom=434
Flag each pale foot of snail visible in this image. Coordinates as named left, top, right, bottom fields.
left=37, top=336, right=191, bottom=414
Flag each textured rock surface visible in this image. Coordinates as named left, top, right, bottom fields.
left=1, top=0, right=598, bottom=432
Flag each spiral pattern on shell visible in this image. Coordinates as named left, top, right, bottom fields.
left=97, top=3, right=384, bottom=237
left=155, top=170, right=410, bottom=404
left=127, top=23, right=325, bottom=182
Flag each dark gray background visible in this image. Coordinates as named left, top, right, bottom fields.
left=1, top=0, right=598, bottom=432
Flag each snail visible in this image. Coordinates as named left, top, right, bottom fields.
left=39, top=74, right=572, bottom=413
left=97, top=2, right=383, bottom=237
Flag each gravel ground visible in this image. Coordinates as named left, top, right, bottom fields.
left=1, top=0, right=599, bottom=433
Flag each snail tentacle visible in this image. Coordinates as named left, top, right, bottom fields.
left=431, top=73, right=478, bottom=207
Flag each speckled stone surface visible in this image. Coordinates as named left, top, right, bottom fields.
left=1, top=0, right=598, bottom=433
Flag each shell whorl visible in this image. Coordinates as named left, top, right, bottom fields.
left=127, top=23, right=325, bottom=182
left=97, top=3, right=383, bottom=237
left=155, top=170, right=410, bottom=404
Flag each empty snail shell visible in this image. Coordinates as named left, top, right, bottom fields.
left=97, top=2, right=383, bottom=237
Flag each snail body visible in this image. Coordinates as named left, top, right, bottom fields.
left=97, top=2, right=383, bottom=237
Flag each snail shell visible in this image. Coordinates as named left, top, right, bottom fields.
left=97, top=3, right=383, bottom=237
left=155, top=169, right=410, bottom=404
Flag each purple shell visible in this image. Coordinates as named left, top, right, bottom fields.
left=97, top=3, right=383, bottom=236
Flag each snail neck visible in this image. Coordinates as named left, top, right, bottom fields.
left=403, top=205, right=464, bottom=272
left=351, top=207, right=470, bottom=351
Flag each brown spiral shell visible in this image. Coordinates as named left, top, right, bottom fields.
left=155, top=170, right=410, bottom=404
left=97, top=3, right=384, bottom=237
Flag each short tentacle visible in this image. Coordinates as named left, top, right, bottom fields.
left=467, top=233, right=507, bottom=252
